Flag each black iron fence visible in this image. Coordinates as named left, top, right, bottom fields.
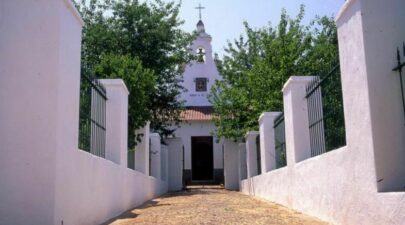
left=393, top=43, right=405, bottom=121
left=255, top=135, right=262, bottom=175
left=305, top=59, right=346, bottom=157
left=78, top=75, right=107, bottom=158
left=273, top=113, right=287, bottom=168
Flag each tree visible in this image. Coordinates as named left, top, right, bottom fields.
left=75, top=0, right=194, bottom=148
left=209, top=6, right=339, bottom=140
left=94, top=54, right=156, bottom=149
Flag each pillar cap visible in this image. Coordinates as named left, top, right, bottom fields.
left=282, top=76, right=315, bottom=93
left=99, top=79, right=129, bottom=95
left=336, top=0, right=357, bottom=23
left=244, top=131, right=259, bottom=139
left=63, top=0, right=84, bottom=26
left=258, top=112, right=282, bottom=123
left=150, top=133, right=160, bottom=138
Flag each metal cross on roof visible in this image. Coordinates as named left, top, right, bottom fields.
left=195, top=3, right=205, bottom=20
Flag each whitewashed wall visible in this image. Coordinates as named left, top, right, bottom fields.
left=0, top=1, right=168, bottom=225
left=54, top=150, right=167, bottom=225
left=239, top=1, right=405, bottom=225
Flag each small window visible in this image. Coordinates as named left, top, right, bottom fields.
left=195, top=78, right=207, bottom=92
left=196, top=47, right=205, bottom=63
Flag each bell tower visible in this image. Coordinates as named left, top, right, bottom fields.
left=180, top=5, right=221, bottom=106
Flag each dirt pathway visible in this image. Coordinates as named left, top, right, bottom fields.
left=104, top=188, right=328, bottom=225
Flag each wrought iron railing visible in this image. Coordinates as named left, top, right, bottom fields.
left=255, top=135, right=262, bottom=175
left=393, top=43, right=405, bottom=121
left=78, top=75, right=107, bottom=158
left=305, top=59, right=346, bottom=157
left=273, top=113, right=287, bottom=168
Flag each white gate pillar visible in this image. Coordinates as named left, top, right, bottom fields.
left=223, top=139, right=240, bottom=190
left=282, top=76, right=313, bottom=164
left=150, top=133, right=162, bottom=180
left=135, top=122, right=150, bottom=175
left=258, top=112, right=282, bottom=173
left=245, top=131, right=259, bottom=178
left=238, top=143, right=247, bottom=181
left=100, top=79, right=129, bottom=167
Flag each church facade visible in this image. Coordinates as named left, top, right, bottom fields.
left=174, top=19, right=224, bottom=185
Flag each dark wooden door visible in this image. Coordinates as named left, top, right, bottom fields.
left=191, top=136, right=214, bottom=180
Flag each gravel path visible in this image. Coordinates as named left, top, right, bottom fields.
left=104, top=188, right=328, bottom=225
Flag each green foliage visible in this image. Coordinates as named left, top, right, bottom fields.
left=94, top=54, right=155, bottom=149
left=75, top=0, right=194, bottom=145
left=210, top=6, right=339, bottom=140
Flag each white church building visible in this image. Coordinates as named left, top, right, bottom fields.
left=173, top=18, right=224, bottom=185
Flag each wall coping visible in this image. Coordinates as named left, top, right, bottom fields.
left=282, top=76, right=314, bottom=93
left=63, top=0, right=84, bottom=26
left=99, top=79, right=130, bottom=95
left=258, top=112, right=282, bottom=124
left=335, top=0, right=357, bottom=23
left=150, top=133, right=160, bottom=138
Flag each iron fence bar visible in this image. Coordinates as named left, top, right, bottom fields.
left=90, top=119, right=106, bottom=130
left=305, top=65, right=339, bottom=98
left=273, top=113, right=284, bottom=128
left=309, top=110, right=335, bottom=129
left=83, top=75, right=107, bottom=100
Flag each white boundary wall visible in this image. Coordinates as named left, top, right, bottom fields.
left=0, top=1, right=167, bottom=224
left=239, top=0, right=405, bottom=224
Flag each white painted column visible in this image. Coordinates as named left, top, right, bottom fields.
left=161, top=144, right=169, bottom=181
left=258, top=112, right=282, bottom=173
left=150, top=133, right=162, bottom=180
left=165, top=137, right=183, bottom=191
left=238, top=143, right=247, bottom=181
left=0, top=1, right=83, bottom=224
left=100, top=79, right=129, bottom=167
left=282, top=76, right=313, bottom=164
left=135, top=122, right=150, bottom=175
left=336, top=0, right=405, bottom=191
left=245, top=131, right=260, bottom=178
left=224, top=139, right=240, bottom=190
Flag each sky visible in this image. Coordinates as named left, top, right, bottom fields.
left=163, top=0, right=345, bottom=57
